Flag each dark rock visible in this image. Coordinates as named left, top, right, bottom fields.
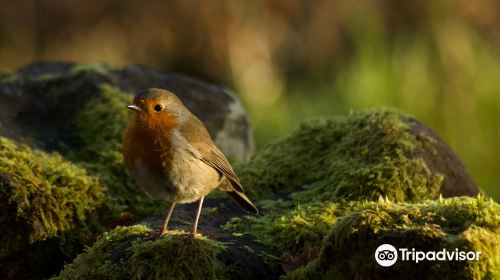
left=0, top=61, right=254, bottom=160
left=407, top=117, right=479, bottom=197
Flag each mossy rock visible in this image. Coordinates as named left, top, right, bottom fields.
left=0, top=137, right=105, bottom=278
left=237, top=109, right=478, bottom=202
left=286, top=196, right=500, bottom=279
left=54, top=200, right=283, bottom=280
left=225, top=109, right=489, bottom=278
left=53, top=226, right=225, bottom=280
left=229, top=110, right=479, bottom=256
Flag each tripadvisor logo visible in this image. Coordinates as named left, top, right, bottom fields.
left=375, top=244, right=398, bottom=267
left=374, top=244, right=481, bottom=267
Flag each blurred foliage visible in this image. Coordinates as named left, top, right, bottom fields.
left=0, top=0, right=498, bottom=199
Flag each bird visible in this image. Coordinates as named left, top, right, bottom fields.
left=122, top=88, right=258, bottom=236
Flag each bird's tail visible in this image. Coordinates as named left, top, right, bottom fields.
left=228, top=191, right=259, bottom=215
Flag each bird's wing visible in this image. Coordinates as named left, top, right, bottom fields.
left=179, top=115, right=245, bottom=193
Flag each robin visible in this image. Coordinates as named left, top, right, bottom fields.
left=123, top=88, right=258, bottom=236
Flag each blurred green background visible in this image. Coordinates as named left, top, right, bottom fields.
left=0, top=0, right=498, bottom=200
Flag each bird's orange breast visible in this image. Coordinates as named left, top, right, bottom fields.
left=123, top=117, right=174, bottom=178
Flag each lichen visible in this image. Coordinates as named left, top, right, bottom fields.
left=54, top=225, right=227, bottom=280
left=286, top=196, right=500, bottom=279
left=0, top=137, right=105, bottom=256
left=70, top=83, right=167, bottom=218
left=237, top=109, right=443, bottom=203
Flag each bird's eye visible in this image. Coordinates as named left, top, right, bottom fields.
left=153, top=104, right=163, bottom=112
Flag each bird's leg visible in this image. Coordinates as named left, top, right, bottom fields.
left=160, top=202, right=176, bottom=236
left=191, top=196, right=205, bottom=235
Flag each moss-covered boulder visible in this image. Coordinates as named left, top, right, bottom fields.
left=55, top=199, right=282, bottom=280
left=0, top=137, right=104, bottom=279
left=53, top=226, right=226, bottom=280
left=224, top=109, right=488, bottom=277
left=238, top=109, right=478, bottom=202
left=286, top=196, right=500, bottom=279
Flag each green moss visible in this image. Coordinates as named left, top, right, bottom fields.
left=53, top=225, right=151, bottom=280
left=0, top=137, right=105, bottom=256
left=0, top=69, right=18, bottom=82
left=54, top=225, right=227, bottom=280
left=237, top=109, right=443, bottom=203
left=70, top=62, right=110, bottom=77
left=224, top=200, right=345, bottom=253
left=286, top=196, right=500, bottom=279
left=35, top=73, right=64, bottom=81
left=229, top=109, right=444, bottom=256
left=70, top=84, right=166, bottom=218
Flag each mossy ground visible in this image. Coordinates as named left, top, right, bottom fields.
left=54, top=225, right=227, bottom=280
left=224, top=200, right=344, bottom=254
left=286, top=196, right=500, bottom=279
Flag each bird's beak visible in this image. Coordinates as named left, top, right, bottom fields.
left=127, top=105, right=143, bottom=112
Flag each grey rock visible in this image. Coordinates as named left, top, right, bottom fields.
left=0, top=61, right=254, bottom=160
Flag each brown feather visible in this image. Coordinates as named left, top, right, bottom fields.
left=228, top=189, right=259, bottom=214
left=180, top=115, right=244, bottom=189
left=180, top=114, right=258, bottom=213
